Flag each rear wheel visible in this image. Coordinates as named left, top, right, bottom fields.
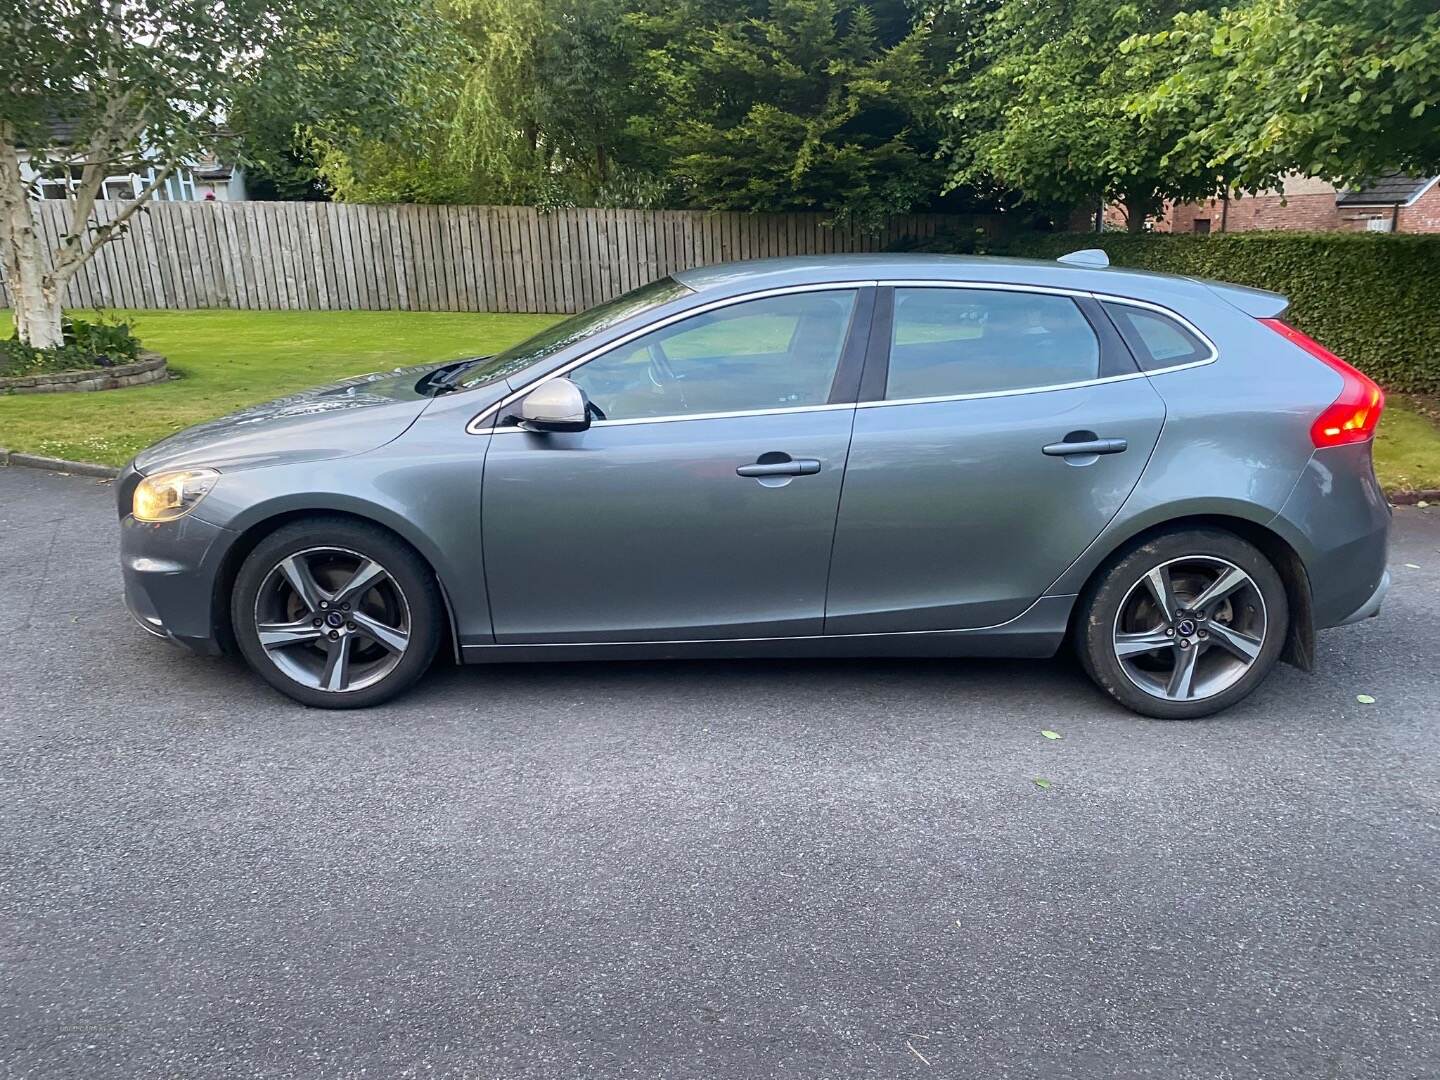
left=1076, top=528, right=1288, bottom=719
left=232, top=518, right=443, bottom=708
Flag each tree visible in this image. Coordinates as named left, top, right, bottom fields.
left=0, top=0, right=452, bottom=348
left=322, top=0, right=649, bottom=208
left=630, top=0, right=948, bottom=228
left=941, top=0, right=1221, bottom=231
left=1125, top=0, right=1440, bottom=192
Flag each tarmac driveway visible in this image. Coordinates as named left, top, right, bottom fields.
left=2, top=465, right=1438, bottom=1079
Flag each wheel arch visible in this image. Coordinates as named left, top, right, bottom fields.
left=1067, top=513, right=1315, bottom=672
left=210, top=502, right=463, bottom=663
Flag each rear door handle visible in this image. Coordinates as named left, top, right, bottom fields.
left=737, top=458, right=821, bottom=477
left=1042, top=437, right=1128, bottom=457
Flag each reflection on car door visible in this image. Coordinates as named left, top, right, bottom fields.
left=825, top=286, right=1167, bottom=634
left=482, top=288, right=872, bottom=643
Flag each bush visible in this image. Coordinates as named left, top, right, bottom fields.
left=983, top=232, right=1440, bottom=394
left=0, top=315, right=142, bottom=378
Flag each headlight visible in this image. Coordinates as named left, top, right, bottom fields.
left=132, top=469, right=219, bottom=522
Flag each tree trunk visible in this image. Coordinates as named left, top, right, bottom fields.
left=1125, top=202, right=1147, bottom=233
left=0, top=124, right=66, bottom=349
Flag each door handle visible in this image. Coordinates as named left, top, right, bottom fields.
left=1042, top=437, right=1128, bottom=457
left=737, top=458, right=821, bottom=477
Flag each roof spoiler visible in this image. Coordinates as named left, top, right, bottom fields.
left=1057, top=248, right=1109, bottom=268
left=1199, top=279, right=1290, bottom=319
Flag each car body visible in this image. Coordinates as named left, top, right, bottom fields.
left=118, top=253, right=1391, bottom=717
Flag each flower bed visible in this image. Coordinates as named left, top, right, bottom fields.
left=0, top=352, right=168, bottom=394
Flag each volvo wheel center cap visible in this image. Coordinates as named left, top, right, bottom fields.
left=1176, top=618, right=1196, bottom=637
left=326, top=612, right=345, bottom=628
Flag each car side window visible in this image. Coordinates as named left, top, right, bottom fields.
left=885, top=288, right=1101, bottom=400
left=568, top=290, right=858, bottom=421
left=1102, top=302, right=1211, bottom=370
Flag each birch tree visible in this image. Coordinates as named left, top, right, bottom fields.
left=0, top=0, right=450, bottom=348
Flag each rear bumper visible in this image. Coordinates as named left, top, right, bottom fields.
left=1274, top=444, right=1390, bottom=630
left=1336, top=569, right=1390, bottom=627
left=119, top=512, right=233, bottom=656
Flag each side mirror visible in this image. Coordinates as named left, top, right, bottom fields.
left=516, top=377, right=591, bottom=433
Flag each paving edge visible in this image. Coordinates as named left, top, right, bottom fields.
left=0, top=448, right=120, bottom=479
left=2, top=445, right=1436, bottom=503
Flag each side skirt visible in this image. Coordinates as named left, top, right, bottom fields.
left=460, top=595, right=1076, bottom=665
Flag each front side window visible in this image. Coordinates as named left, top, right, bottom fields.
left=568, top=290, right=858, bottom=421
left=885, top=288, right=1101, bottom=399
left=459, top=276, right=693, bottom=390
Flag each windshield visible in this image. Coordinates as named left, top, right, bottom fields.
left=458, top=276, right=693, bottom=389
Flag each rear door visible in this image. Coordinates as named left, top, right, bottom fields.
left=824, top=284, right=1167, bottom=634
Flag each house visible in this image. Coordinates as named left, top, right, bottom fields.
left=19, top=120, right=247, bottom=203
left=1147, top=173, right=1440, bottom=235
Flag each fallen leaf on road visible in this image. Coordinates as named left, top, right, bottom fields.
left=1041, top=729, right=1062, bottom=740
left=1033, top=777, right=1053, bottom=790
left=1356, top=694, right=1376, bottom=704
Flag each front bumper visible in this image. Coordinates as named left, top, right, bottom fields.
left=119, top=511, right=234, bottom=655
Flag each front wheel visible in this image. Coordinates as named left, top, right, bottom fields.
left=1076, top=528, right=1289, bottom=719
left=232, top=518, right=443, bottom=708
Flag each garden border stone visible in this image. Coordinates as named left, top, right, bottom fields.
left=0, top=351, right=167, bottom=395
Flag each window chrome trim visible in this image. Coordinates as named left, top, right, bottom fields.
left=857, top=369, right=1154, bottom=410
left=468, top=278, right=1218, bottom=432
left=466, top=281, right=877, bottom=434
left=485, top=401, right=856, bottom=433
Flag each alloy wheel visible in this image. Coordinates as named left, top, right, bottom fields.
left=253, top=546, right=411, bottom=693
left=1111, top=555, right=1268, bottom=702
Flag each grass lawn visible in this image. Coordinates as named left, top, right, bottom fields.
left=2, top=307, right=1438, bottom=492
left=0, top=309, right=558, bottom=467
left=1374, top=395, right=1440, bottom=493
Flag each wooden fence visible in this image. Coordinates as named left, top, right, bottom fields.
left=0, top=201, right=995, bottom=315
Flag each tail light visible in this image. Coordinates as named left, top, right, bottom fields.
left=1260, top=318, right=1384, bottom=448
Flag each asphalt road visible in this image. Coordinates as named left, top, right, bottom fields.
left=2, top=464, right=1439, bottom=1080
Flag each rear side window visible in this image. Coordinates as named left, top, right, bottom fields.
left=885, top=288, right=1101, bottom=400
left=1103, top=303, right=1211, bottom=371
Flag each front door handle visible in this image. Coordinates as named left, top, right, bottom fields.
left=737, top=457, right=821, bottom=477
left=1042, top=437, right=1128, bottom=457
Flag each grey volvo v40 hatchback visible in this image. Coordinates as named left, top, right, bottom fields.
left=118, top=253, right=1390, bottom=718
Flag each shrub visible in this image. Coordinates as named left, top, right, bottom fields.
left=985, top=232, right=1440, bottom=393
left=0, top=315, right=143, bottom=378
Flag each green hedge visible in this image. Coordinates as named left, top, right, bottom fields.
left=989, top=232, right=1440, bottom=393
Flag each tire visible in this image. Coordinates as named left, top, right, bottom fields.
left=232, top=516, right=443, bottom=709
left=1075, top=528, right=1289, bottom=720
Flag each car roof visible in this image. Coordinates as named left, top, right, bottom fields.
left=671, top=253, right=1226, bottom=308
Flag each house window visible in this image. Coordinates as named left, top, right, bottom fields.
left=1365, top=216, right=1390, bottom=232
left=101, top=178, right=137, bottom=200
left=1192, top=219, right=1211, bottom=234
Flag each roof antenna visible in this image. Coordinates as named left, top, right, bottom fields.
left=1057, top=248, right=1109, bottom=268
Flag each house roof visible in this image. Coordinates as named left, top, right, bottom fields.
left=1337, top=173, right=1439, bottom=206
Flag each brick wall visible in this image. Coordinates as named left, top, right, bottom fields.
left=1091, top=177, right=1440, bottom=234
left=1158, top=193, right=1342, bottom=233
left=1399, top=181, right=1440, bottom=233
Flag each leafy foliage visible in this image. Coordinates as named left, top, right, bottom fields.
left=631, top=0, right=947, bottom=227
left=941, top=0, right=1223, bottom=230
left=997, top=232, right=1440, bottom=393
left=1125, top=0, right=1440, bottom=192
left=326, top=0, right=955, bottom=224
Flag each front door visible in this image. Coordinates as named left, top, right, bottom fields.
left=482, top=287, right=869, bottom=643
left=825, top=285, right=1167, bottom=634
